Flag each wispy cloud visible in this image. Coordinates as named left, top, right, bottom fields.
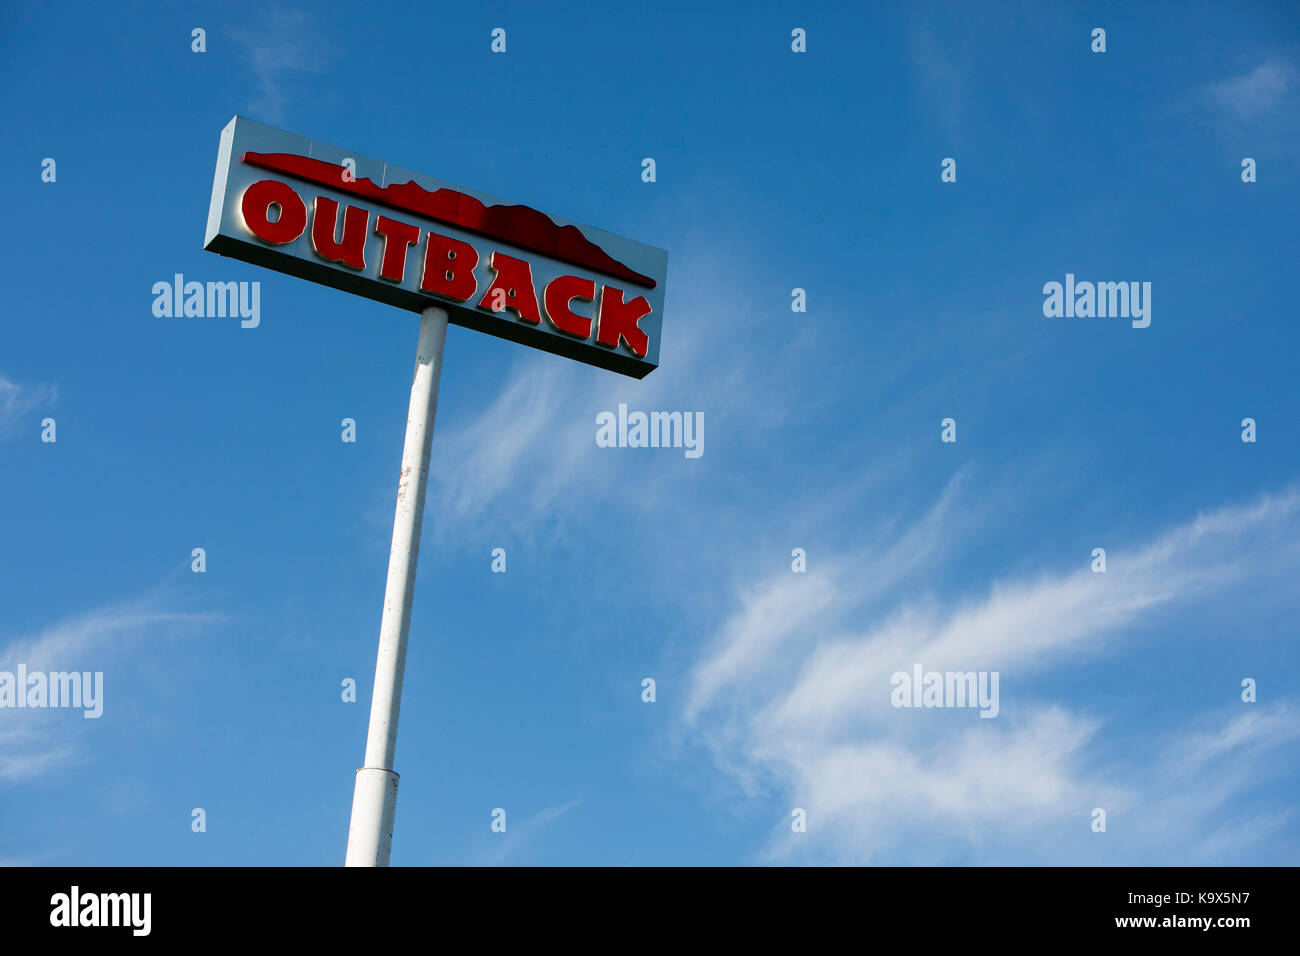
left=423, top=251, right=789, bottom=549
left=483, top=800, right=581, bottom=865
left=684, top=484, right=1300, bottom=863
left=1204, top=59, right=1298, bottom=122
left=1189, top=57, right=1300, bottom=153
left=0, top=374, right=56, bottom=444
left=0, top=592, right=219, bottom=783
left=906, top=16, right=970, bottom=124
left=229, top=8, right=330, bottom=124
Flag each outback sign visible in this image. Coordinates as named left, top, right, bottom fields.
left=204, top=116, right=668, bottom=377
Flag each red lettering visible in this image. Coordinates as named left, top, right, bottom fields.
left=374, top=216, right=421, bottom=282
left=239, top=180, right=307, bottom=245
left=477, top=252, right=541, bottom=324
left=420, top=231, right=479, bottom=301
left=596, top=287, right=651, bottom=357
left=543, top=275, right=596, bottom=338
left=310, top=197, right=369, bottom=270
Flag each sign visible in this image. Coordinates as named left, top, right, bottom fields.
left=202, top=116, right=671, bottom=866
left=204, top=116, right=668, bottom=378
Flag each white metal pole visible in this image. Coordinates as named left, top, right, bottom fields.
left=345, top=304, right=450, bottom=867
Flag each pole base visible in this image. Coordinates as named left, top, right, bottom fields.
left=345, top=767, right=399, bottom=867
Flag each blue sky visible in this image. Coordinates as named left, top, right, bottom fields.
left=2, top=0, right=1299, bottom=865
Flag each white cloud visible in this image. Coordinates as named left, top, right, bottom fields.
left=0, top=594, right=218, bottom=783
left=685, top=484, right=1300, bottom=863
left=0, top=374, right=56, bottom=443
left=483, top=800, right=581, bottom=865
left=423, top=252, right=786, bottom=548
left=0, top=733, right=76, bottom=784
left=1168, top=704, right=1300, bottom=778
left=1205, top=59, right=1298, bottom=121
left=230, top=8, right=330, bottom=124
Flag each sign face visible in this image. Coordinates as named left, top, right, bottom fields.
left=204, top=116, right=667, bottom=378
